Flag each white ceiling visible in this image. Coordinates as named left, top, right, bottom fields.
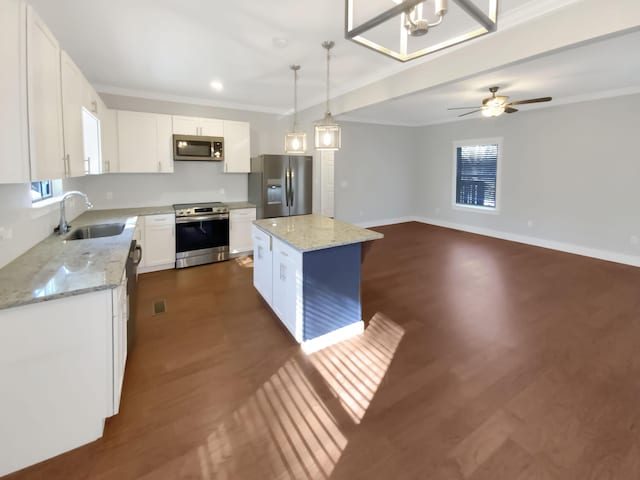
left=28, top=0, right=577, bottom=114
left=340, top=29, right=640, bottom=126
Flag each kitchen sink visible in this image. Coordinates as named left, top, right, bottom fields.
left=66, top=223, right=126, bottom=240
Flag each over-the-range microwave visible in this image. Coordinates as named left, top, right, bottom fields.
left=173, top=134, right=224, bottom=161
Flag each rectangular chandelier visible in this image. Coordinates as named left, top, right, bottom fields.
left=345, top=0, right=498, bottom=62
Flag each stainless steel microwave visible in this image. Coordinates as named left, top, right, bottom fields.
left=173, top=134, right=224, bottom=161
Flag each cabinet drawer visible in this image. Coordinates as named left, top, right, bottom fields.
left=230, top=208, right=256, bottom=220
left=272, top=237, right=302, bottom=269
left=144, top=213, right=174, bottom=226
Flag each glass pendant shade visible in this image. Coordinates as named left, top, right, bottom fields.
left=285, top=132, right=307, bottom=154
left=315, top=41, right=341, bottom=151
left=315, top=115, right=341, bottom=151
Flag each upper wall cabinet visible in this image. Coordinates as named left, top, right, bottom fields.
left=117, top=111, right=173, bottom=173
left=26, top=5, right=65, bottom=182
left=223, top=120, right=250, bottom=173
left=172, top=116, right=223, bottom=137
left=0, top=0, right=29, bottom=184
left=60, top=51, right=89, bottom=177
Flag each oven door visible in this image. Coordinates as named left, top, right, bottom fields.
left=175, top=214, right=229, bottom=267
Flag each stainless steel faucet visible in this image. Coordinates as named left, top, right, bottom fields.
left=58, top=191, right=93, bottom=235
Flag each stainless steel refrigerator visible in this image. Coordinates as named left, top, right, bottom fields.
left=248, top=155, right=313, bottom=219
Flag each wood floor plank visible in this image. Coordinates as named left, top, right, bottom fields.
left=5, top=222, right=640, bottom=479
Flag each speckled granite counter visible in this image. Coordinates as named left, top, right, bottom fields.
left=226, top=201, right=256, bottom=210
left=253, top=214, right=383, bottom=253
left=0, top=206, right=173, bottom=311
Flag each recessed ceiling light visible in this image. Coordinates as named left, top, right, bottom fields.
left=210, top=81, right=224, bottom=92
left=272, top=37, right=289, bottom=49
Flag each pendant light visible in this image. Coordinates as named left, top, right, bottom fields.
left=284, top=65, right=307, bottom=154
left=314, top=41, right=341, bottom=151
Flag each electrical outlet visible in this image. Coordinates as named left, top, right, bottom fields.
left=435, top=207, right=441, bottom=214
left=527, top=220, right=534, bottom=228
left=0, top=227, right=12, bottom=241
left=630, top=235, right=639, bottom=246
left=106, top=191, right=113, bottom=200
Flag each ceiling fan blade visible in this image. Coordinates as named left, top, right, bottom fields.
left=458, top=109, right=482, bottom=117
left=505, top=107, right=518, bottom=114
left=509, top=97, right=552, bottom=106
left=447, top=106, right=481, bottom=110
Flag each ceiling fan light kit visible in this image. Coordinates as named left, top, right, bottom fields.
left=450, top=86, right=552, bottom=118
left=345, top=0, right=498, bottom=62
left=285, top=65, right=307, bottom=154
left=315, top=41, right=342, bottom=151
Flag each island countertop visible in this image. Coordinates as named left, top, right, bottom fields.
left=253, top=214, right=383, bottom=253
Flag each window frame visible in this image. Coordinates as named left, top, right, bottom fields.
left=451, top=137, right=503, bottom=215
left=31, top=180, right=54, bottom=203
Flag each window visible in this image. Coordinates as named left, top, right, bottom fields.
left=453, top=138, right=502, bottom=211
left=31, top=180, right=53, bottom=203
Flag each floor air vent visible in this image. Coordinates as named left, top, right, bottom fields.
left=152, top=300, right=166, bottom=316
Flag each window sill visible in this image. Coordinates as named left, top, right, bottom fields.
left=452, top=204, right=500, bottom=215
left=30, top=196, right=61, bottom=219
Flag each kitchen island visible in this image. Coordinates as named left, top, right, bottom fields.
left=252, top=215, right=383, bottom=352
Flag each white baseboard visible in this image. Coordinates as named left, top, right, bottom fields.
left=354, top=216, right=416, bottom=228
left=413, top=216, right=640, bottom=268
left=301, top=321, right=365, bottom=354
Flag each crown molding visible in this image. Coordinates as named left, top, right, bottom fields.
left=93, top=84, right=287, bottom=115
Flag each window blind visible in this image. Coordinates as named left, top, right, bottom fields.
left=456, top=144, right=498, bottom=208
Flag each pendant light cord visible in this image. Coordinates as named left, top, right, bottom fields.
left=322, top=41, right=335, bottom=116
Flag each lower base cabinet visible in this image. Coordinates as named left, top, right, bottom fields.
left=230, top=208, right=256, bottom=254
left=252, top=225, right=302, bottom=341
left=0, top=286, right=126, bottom=476
left=137, top=214, right=176, bottom=273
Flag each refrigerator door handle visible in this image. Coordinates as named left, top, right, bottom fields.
left=289, top=167, right=294, bottom=207
left=285, top=168, right=290, bottom=207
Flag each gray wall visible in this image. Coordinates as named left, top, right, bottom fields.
left=414, top=93, right=640, bottom=258
left=333, top=121, right=419, bottom=225
left=77, top=94, right=289, bottom=209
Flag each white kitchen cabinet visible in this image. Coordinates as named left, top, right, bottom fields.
left=26, top=5, right=65, bottom=181
left=172, top=116, right=223, bottom=136
left=271, top=237, right=303, bottom=340
left=223, top=120, right=250, bottom=173
left=0, top=290, right=113, bottom=476
left=0, top=0, right=29, bottom=184
left=230, top=208, right=256, bottom=254
left=82, top=109, right=102, bottom=175
left=252, top=225, right=273, bottom=306
left=111, top=270, right=128, bottom=415
left=139, top=213, right=175, bottom=272
left=117, top=111, right=173, bottom=173
left=61, top=50, right=89, bottom=177
left=99, top=103, right=118, bottom=173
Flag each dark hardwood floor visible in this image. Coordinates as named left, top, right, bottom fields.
left=5, top=222, right=640, bottom=479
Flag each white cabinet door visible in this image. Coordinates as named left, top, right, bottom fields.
left=156, top=114, right=173, bottom=173
left=0, top=0, right=29, bottom=184
left=60, top=50, right=87, bottom=177
left=27, top=5, right=64, bottom=181
left=223, top=120, right=250, bottom=173
left=272, top=237, right=303, bottom=340
left=82, top=109, right=102, bottom=175
left=142, top=214, right=175, bottom=268
left=117, top=111, right=173, bottom=173
left=172, top=115, right=199, bottom=135
left=111, top=271, right=127, bottom=415
left=200, top=118, right=223, bottom=137
left=252, top=225, right=273, bottom=305
left=99, top=104, right=118, bottom=173
left=230, top=208, right=256, bottom=254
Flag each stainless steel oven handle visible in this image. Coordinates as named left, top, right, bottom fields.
left=176, top=214, right=229, bottom=224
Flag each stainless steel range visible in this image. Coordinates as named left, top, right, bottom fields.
left=173, top=202, right=229, bottom=268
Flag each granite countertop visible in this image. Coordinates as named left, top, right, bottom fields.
left=226, top=201, right=256, bottom=210
left=0, top=206, right=174, bottom=311
left=253, top=214, right=383, bottom=253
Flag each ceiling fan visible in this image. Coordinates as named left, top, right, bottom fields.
left=448, top=86, right=552, bottom=118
